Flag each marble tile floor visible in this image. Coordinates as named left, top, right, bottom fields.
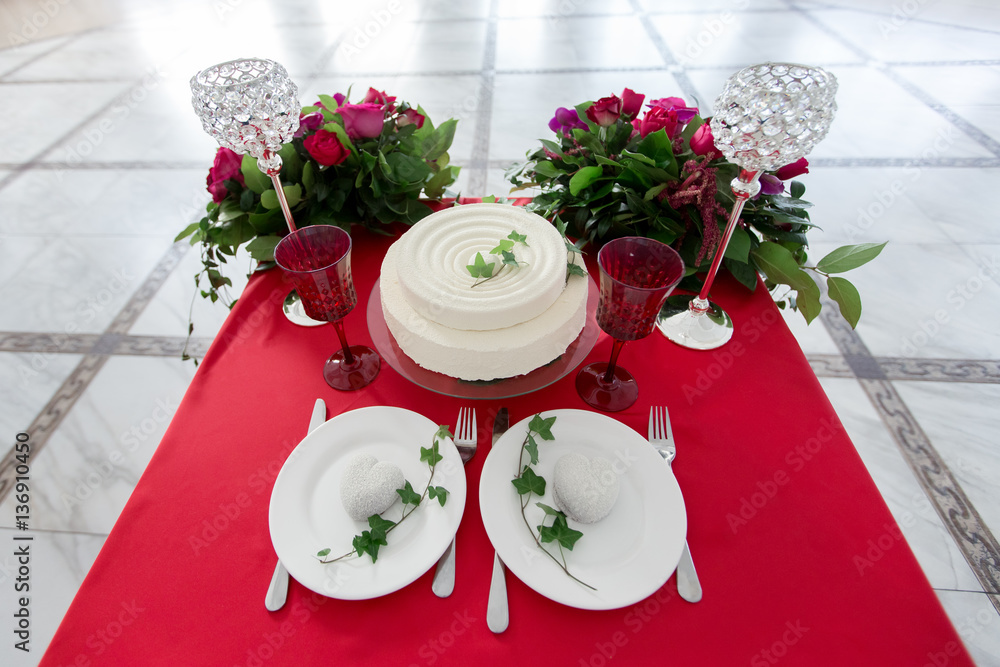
left=0, top=0, right=998, bottom=665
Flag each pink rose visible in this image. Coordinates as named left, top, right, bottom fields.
left=206, top=147, right=244, bottom=203
left=775, top=157, right=809, bottom=180
left=335, top=102, right=385, bottom=139
left=303, top=129, right=350, bottom=166
left=620, top=88, right=645, bottom=120
left=648, top=97, right=699, bottom=123
left=362, top=87, right=396, bottom=112
left=639, top=105, right=681, bottom=138
left=396, top=108, right=425, bottom=129
left=586, top=95, right=622, bottom=127
left=689, top=123, right=722, bottom=159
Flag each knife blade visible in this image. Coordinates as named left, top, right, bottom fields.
left=265, top=398, right=326, bottom=612
left=487, top=408, right=510, bottom=633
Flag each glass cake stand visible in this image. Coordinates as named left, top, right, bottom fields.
left=366, top=277, right=599, bottom=399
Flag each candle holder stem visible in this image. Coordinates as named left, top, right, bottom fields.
left=264, top=151, right=296, bottom=233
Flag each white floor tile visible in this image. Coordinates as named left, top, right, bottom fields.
left=0, top=352, right=82, bottom=438
left=935, top=590, right=1000, bottom=667
left=0, top=356, right=197, bottom=534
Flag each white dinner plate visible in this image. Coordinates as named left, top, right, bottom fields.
left=269, top=406, right=467, bottom=599
left=479, top=409, right=686, bottom=610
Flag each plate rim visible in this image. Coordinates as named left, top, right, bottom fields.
left=479, top=408, right=686, bottom=610
left=268, top=405, right=467, bottom=600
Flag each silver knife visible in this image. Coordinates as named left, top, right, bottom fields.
left=487, top=408, right=509, bottom=633
left=265, top=398, right=326, bottom=612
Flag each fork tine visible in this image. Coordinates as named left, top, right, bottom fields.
left=470, top=408, right=477, bottom=442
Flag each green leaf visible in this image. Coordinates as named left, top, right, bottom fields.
left=317, top=93, right=341, bottom=111
left=435, top=424, right=453, bottom=441
left=795, top=275, right=822, bottom=324
left=532, top=161, right=560, bottom=179
left=751, top=242, right=813, bottom=292
left=816, top=242, right=887, bottom=274
left=322, top=122, right=356, bottom=155
left=536, top=502, right=563, bottom=517
left=501, top=250, right=519, bottom=267
left=508, top=230, right=527, bottom=244
left=368, top=514, right=396, bottom=534
left=525, top=434, right=539, bottom=465
left=241, top=155, right=271, bottom=194
left=538, top=514, right=584, bottom=550
left=385, top=151, right=433, bottom=183
left=466, top=251, right=496, bottom=279
left=790, top=180, right=806, bottom=199
left=827, top=276, right=863, bottom=328
left=427, top=486, right=449, bottom=506
left=490, top=239, right=515, bottom=254
left=420, top=442, right=444, bottom=466
left=634, top=129, right=678, bottom=176
left=528, top=413, right=557, bottom=440
left=569, top=166, right=604, bottom=196
left=396, top=480, right=422, bottom=506
left=260, top=184, right=302, bottom=210
left=423, top=118, right=457, bottom=160
left=511, top=467, right=546, bottom=496
left=723, top=226, right=751, bottom=263
left=174, top=221, right=200, bottom=242
left=567, top=262, right=588, bottom=279
left=245, top=235, right=281, bottom=262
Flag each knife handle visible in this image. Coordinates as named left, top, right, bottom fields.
left=486, top=552, right=508, bottom=633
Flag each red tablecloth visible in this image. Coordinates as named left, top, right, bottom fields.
left=42, top=214, right=972, bottom=667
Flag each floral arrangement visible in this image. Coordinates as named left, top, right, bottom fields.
left=176, top=87, right=459, bottom=318
left=507, top=89, right=884, bottom=326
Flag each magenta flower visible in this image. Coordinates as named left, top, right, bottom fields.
left=758, top=174, right=784, bottom=196
left=586, top=95, right=622, bottom=127
left=620, top=88, right=645, bottom=120
left=548, top=107, right=588, bottom=136
left=648, top=97, right=699, bottom=124
left=335, top=102, right=385, bottom=139
left=294, top=111, right=324, bottom=137
left=776, top=157, right=810, bottom=180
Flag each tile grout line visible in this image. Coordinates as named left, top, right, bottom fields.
left=0, top=241, right=190, bottom=503
left=466, top=0, right=499, bottom=195
left=628, top=0, right=701, bottom=104
left=819, top=304, right=1000, bottom=614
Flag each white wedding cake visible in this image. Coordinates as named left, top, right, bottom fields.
left=380, top=203, right=588, bottom=381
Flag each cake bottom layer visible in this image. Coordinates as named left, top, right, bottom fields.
left=380, top=241, right=588, bottom=382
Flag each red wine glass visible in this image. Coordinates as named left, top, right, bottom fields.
left=274, top=225, right=380, bottom=390
left=576, top=237, right=684, bottom=412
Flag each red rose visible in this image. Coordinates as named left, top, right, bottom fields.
left=775, top=157, right=809, bottom=180
left=620, top=88, right=645, bottom=120
left=303, top=129, right=350, bottom=166
left=689, top=123, right=722, bottom=159
left=335, top=102, right=385, bottom=139
left=362, top=87, right=396, bottom=113
left=396, top=108, right=425, bottom=129
left=206, top=147, right=244, bottom=203
left=586, top=95, right=622, bottom=127
left=639, top=105, right=680, bottom=138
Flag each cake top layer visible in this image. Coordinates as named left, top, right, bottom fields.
left=393, top=203, right=569, bottom=331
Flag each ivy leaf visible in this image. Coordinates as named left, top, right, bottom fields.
left=538, top=514, right=584, bottom=551
left=396, top=480, right=422, bottom=506
left=353, top=528, right=389, bottom=562
left=501, top=250, right=519, bottom=267
left=427, top=486, right=449, bottom=506
left=434, top=425, right=453, bottom=441
left=536, top=502, right=563, bottom=517
left=368, top=514, right=396, bottom=535
left=508, top=231, right=528, bottom=245
left=317, top=548, right=331, bottom=558
left=528, top=414, right=557, bottom=440
left=525, top=434, right=539, bottom=465
left=827, top=276, right=863, bottom=328
left=466, top=252, right=496, bottom=279
left=420, top=442, right=443, bottom=466
left=512, top=467, right=546, bottom=496
left=816, top=242, right=887, bottom=274
left=567, top=262, right=588, bottom=279
left=490, top=238, right=515, bottom=254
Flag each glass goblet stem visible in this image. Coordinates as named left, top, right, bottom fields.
left=263, top=150, right=296, bottom=232
left=602, top=338, right=626, bottom=384
left=695, top=169, right=760, bottom=304
left=332, top=320, right=356, bottom=366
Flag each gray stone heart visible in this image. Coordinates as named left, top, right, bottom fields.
left=552, top=453, right=620, bottom=524
left=340, top=454, right=405, bottom=521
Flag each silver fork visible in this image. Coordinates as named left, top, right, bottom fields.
left=432, top=407, right=477, bottom=597
left=649, top=406, right=703, bottom=603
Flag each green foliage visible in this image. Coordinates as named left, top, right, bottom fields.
left=509, top=94, right=886, bottom=328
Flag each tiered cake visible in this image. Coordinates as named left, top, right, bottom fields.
left=380, top=204, right=588, bottom=381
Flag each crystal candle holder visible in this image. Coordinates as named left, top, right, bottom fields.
left=658, top=62, right=838, bottom=350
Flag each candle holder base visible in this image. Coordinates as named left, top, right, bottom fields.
left=282, top=290, right=328, bottom=327
left=656, top=295, right=734, bottom=350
